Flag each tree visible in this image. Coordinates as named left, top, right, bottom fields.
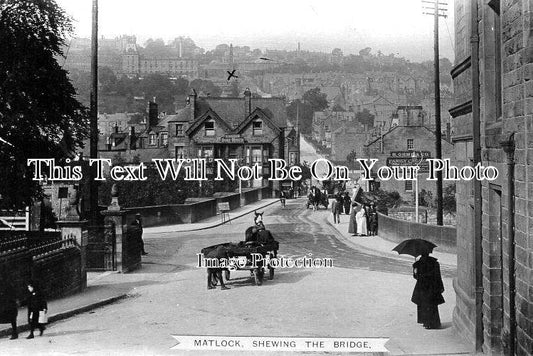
left=441, top=184, right=456, bottom=214
left=189, top=79, right=222, bottom=97
left=346, top=150, right=357, bottom=168
left=287, top=100, right=314, bottom=135
left=355, top=109, right=375, bottom=127
left=0, top=0, right=89, bottom=209
left=302, top=87, right=328, bottom=112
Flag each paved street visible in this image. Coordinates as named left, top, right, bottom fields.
left=0, top=199, right=469, bottom=356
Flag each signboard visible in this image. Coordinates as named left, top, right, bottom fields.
left=217, top=202, right=230, bottom=212
left=219, top=134, right=245, bottom=144
left=389, top=151, right=430, bottom=159
left=386, top=157, right=430, bottom=173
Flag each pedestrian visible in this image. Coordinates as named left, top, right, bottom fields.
left=280, top=190, right=286, bottom=208
left=343, top=192, right=351, bottom=214
left=348, top=202, right=359, bottom=235
left=368, top=204, right=378, bottom=235
left=26, top=280, right=47, bottom=338
left=356, top=205, right=368, bottom=236
left=0, top=273, right=18, bottom=339
left=132, top=213, right=147, bottom=255
left=297, top=186, right=301, bottom=198
left=331, top=195, right=341, bottom=224
left=289, top=187, right=294, bottom=199
left=411, top=253, right=445, bottom=329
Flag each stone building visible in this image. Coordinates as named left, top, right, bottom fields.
left=97, top=89, right=296, bottom=191
left=363, top=125, right=454, bottom=201
left=450, top=0, right=533, bottom=355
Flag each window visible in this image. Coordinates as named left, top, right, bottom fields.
left=289, top=152, right=297, bottom=166
left=175, top=146, right=185, bottom=159
left=251, top=147, right=262, bottom=164
left=405, top=180, right=413, bottom=192
left=149, top=133, right=156, bottom=146
left=253, top=120, right=263, bottom=136
left=176, top=124, right=184, bottom=136
left=204, top=120, right=215, bottom=136
left=199, top=146, right=214, bottom=160
left=407, top=139, right=414, bottom=150
left=161, top=132, right=168, bottom=146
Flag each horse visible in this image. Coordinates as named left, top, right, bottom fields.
left=245, top=211, right=265, bottom=242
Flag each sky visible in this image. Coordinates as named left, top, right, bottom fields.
left=55, top=0, right=455, bottom=62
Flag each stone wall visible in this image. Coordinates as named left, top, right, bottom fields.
left=124, top=187, right=269, bottom=227
left=451, top=0, right=533, bottom=354
left=377, top=213, right=457, bottom=254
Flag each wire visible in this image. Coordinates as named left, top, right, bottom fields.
left=444, top=18, right=455, bottom=53
left=63, top=38, right=73, bottom=66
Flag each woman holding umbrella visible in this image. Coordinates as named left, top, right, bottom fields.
left=393, top=239, right=445, bottom=329
left=411, top=253, right=445, bottom=329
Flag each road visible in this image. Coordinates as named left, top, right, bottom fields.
left=0, top=199, right=464, bottom=356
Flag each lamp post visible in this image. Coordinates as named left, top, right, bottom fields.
left=411, top=151, right=424, bottom=223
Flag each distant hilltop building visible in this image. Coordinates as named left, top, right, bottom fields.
left=122, top=44, right=198, bottom=78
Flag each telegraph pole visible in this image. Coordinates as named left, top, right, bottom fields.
left=89, top=0, right=99, bottom=221
left=423, top=0, right=447, bottom=225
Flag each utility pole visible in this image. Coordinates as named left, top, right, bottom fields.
left=89, top=0, right=99, bottom=222
left=422, top=0, right=447, bottom=225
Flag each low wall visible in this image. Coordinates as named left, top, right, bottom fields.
left=377, top=213, right=457, bottom=253
left=125, top=199, right=217, bottom=227
left=214, top=193, right=241, bottom=214
left=0, top=234, right=82, bottom=301
left=124, top=187, right=268, bottom=227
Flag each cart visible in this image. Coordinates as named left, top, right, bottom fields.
left=201, top=240, right=279, bottom=286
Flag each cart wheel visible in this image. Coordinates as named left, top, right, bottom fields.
left=268, top=267, right=274, bottom=280
left=224, top=269, right=230, bottom=281
left=253, top=269, right=263, bottom=286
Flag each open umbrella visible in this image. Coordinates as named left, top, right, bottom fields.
left=392, top=239, right=437, bottom=258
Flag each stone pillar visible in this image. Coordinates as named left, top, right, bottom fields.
left=100, top=184, right=127, bottom=273
left=56, top=186, right=88, bottom=290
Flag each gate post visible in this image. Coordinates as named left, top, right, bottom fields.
left=56, top=186, right=88, bottom=291
left=100, top=184, right=126, bottom=273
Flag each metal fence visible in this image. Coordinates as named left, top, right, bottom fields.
left=86, top=224, right=116, bottom=271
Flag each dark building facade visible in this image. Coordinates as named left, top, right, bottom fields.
left=451, top=0, right=533, bottom=355
left=97, top=89, right=297, bottom=191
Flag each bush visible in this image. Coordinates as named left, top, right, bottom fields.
left=441, top=184, right=456, bottom=214
left=363, top=188, right=403, bottom=214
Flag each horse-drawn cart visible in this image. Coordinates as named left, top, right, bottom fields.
left=201, top=240, right=279, bottom=286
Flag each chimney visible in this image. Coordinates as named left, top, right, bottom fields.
left=229, top=43, right=234, bottom=67
left=179, top=39, right=182, bottom=58
left=148, top=100, right=158, bottom=128
left=244, top=88, right=252, bottom=117
left=129, top=126, right=135, bottom=149
left=188, top=89, right=197, bottom=122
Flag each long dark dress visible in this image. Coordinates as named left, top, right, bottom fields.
left=348, top=204, right=359, bottom=234
left=411, top=256, right=445, bottom=329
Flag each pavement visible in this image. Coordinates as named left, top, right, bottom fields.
left=0, top=197, right=469, bottom=355
left=324, top=202, right=457, bottom=269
